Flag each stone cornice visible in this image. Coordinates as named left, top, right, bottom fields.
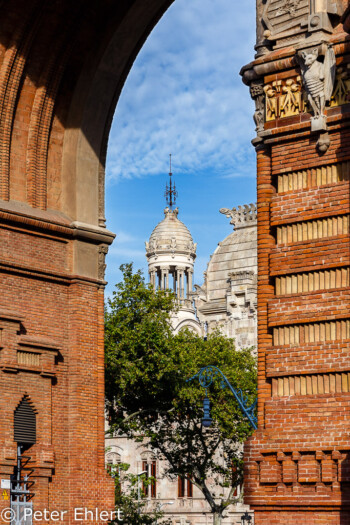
left=0, top=201, right=115, bottom=245
left=241, top=33, right=350, bottom=85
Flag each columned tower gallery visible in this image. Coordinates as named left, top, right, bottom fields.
left=145, top=161, right=201, bottom=334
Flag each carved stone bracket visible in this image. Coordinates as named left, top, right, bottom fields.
left=250, top=81, right=265, bottom=139
left=98, top=244, right=109, bottom=280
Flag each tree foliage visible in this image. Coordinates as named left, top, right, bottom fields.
left=105, top=263, right=257, bottom=523
left=109, top=462, right=170, bottom=525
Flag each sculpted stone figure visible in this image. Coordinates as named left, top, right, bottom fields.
left=298, top=46, right=335, bottom=126
left=300, top=48, right=326, bottom=117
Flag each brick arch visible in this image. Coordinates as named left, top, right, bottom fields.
left=1, top=2, right=349, bottom=524
left=60, top=0, right=175, bottom=227
left=0, top=1, right=176, bottom=522
left=0, top=0, right=174, bottom=222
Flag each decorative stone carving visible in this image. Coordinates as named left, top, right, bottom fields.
left=297, top=46, right=336, bottom=131
left=219, top=203, right=257, bottom=228
left=264, top=83, right=279, bottom=122
left=280, top=78, right=303, bottom=117
left=98, top=244, right=109, bottom=280
left=330, top=64, right=350, bottom=106
left=264, top=77, right=303, bottom=121
left=262, top=63, right=350, bottom=125
left=276, top=0, right=300, bottom=17
left=250, top=81, right=265, bottom=136
left=261, top=0, right=345, bottom=48
left=186, top=240, right=197, bottom=253
left=297, top=45, right=336, bottom=152
left=262, top=0, right=309, bottom=44
left=227, top=271, right=257, bottom=314
left=164, top=206, right=178, bottom=218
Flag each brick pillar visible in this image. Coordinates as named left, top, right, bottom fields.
left=255, top=145, right=275, bottom=427
left=242, top=7, right=350, bottom=523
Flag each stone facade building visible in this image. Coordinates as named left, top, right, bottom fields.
left=194, top=204, right=257, bottom=349
left=106, top=436, right=251, bottom=525
left=106, top=198, right=257, bottom=524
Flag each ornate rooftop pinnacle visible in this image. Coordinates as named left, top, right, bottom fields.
left=164, top=153, right=178, bottom=208
left=219, top=203, right=257, bottom=229
left=164, top=206, right=178, bottom=218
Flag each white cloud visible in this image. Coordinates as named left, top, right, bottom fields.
left=109, top=247, right=146, bottom=260
left=106, top=0, right=256, bottom=184
left=104, top=0, right=257, bottom=295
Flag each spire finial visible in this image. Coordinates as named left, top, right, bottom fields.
left=164, top=153, right=178, bottom=208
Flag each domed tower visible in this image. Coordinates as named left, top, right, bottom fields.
left=145, top=158, right=201, bottom=334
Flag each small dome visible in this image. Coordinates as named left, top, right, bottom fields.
left=145, top=207, right=196, bottom=256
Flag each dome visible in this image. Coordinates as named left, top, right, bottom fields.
left=145, top=207, right=196, bottom=257
left=205, top=226, right=257, bottom=303
left=193, top=203, right=257, bottom=348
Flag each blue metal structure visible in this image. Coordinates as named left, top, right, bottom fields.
left=187, top=365, right=257, bottom=430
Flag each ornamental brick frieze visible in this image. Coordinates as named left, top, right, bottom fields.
left=256, top=450, right=350, bottom=488
left=270, top=371, right=350, bottom=397
left=263, top=64, right=350, bottom=123
left=273, top=319, right=350, bottom=346
left=276, top=160, right=350, bottom=192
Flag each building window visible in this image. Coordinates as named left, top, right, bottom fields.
left=150, top=460, right=156, bottom=498
left=177, top=476, right=193, bottom=498
left=178, top=476, right=185, bottom=498
left=187, top=477, right=193, bottom=498
left=142, top=460, right=157, bottom=498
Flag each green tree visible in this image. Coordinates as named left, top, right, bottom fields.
left=108, top=462, right=170, bottom=525
left=105, top=264, right=257, bottom=525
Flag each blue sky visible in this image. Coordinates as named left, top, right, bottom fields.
left=105, top=0, right=256, bottom=297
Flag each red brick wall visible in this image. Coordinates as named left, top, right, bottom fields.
left=0, top=1, right=177, bottom=522
left=0, top=252, right=114, bottom=522
left=244, top=28, right=350, bottom=523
